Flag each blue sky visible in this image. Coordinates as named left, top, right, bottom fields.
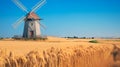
left=0, top=0, right=120, bottom=37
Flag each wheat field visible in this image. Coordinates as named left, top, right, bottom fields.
left=0, top=36, right=120, bottom=67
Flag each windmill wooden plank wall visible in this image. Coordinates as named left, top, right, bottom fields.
left=23, top=12, right=41, bottom=38
left=23, top=20, right=41, bottom=38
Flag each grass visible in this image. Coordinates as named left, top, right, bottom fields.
left=89, top=40, right=98, bottom=43
left=13, top=37, right=48, bottom=41
left=0, top=38, right=3, bottom=40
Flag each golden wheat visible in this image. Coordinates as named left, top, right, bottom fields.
left=0, top=44, right=120, bottom=67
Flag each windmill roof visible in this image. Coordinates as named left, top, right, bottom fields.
left=26, top=12, right=40, bottom=20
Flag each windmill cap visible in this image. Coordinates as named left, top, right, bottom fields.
left=26, top=12, right=40, bottom=20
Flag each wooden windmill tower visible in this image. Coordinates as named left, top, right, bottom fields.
left=12, top=0, right=46, bottom=38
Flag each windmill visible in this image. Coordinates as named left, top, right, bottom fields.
left=12, top=0, right=46, bottom=38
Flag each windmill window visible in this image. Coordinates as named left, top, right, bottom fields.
left=31, top=23, right=33, bottom=26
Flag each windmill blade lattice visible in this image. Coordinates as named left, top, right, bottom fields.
left=12, top=16, right=26, bottom=29
left=12, top=0, right=28, bottom=13
left=40, top=23, right=46, bottom=29
left=31, top=0, right=46, bottom=12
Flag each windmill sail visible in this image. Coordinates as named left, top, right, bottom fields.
left=12, top=0, right=28, bottom=13
left=12, top=16, right=25, bottom=29
left=40, top=23, right=46, bottom=29
left=31, top=0, right=46, bottom=12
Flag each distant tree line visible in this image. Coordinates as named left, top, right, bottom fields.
left=64, top=36, right=95, bottom=39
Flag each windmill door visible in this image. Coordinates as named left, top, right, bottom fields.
left=30, top=31, right=34, bottom=37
